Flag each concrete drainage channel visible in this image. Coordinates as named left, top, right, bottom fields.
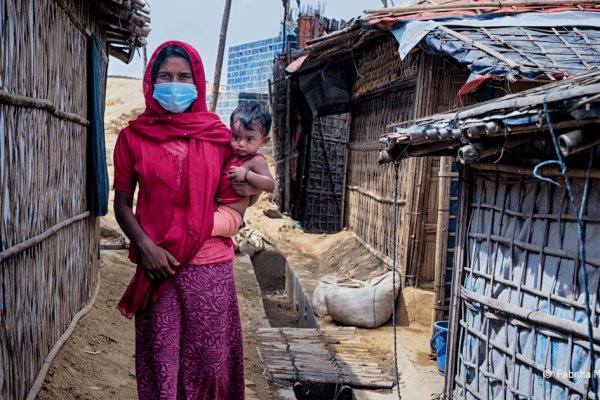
left=249, top=246, right=319, bottom=330
left=249, top=246, right=356, bottom=400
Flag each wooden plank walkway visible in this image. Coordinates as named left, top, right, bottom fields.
left=257, top=327, right=395, bottom=389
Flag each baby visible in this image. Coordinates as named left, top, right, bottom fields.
left=216, top=102, right=275, bottom=219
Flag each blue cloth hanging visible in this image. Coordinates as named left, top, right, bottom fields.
left=87, top=34, right=109, bottom=216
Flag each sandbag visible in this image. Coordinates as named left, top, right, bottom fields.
left=324, top=272, right=401, bottom=328
left=311, top=276, right=362, bottom=317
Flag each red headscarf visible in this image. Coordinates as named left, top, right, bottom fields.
left=117, top=41, right=231, bottom=318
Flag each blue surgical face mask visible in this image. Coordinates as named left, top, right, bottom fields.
left=152, top=82, right=198, bottom=113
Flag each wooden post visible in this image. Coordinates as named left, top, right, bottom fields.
left=209, top=0, right=233, bottom=113
left=142, top=45, right=148, bottom=76
left=283, top=43, right=292, bottom=212
left=444, top=164, right=470, bottom=398
left=431, top=157, right=452, bottom=332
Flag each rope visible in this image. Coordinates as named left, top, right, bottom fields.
left=391, top=160, right=402, bottom=400
left=533, top=96, right=596, bottom=396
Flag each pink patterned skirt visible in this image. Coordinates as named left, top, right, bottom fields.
left=134, top=261, right=244, bottom=400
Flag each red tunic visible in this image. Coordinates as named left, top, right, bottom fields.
left=113, top=40, right=234, bottom=318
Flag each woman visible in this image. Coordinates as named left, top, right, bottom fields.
left=113, top=41, right=249, bottom=400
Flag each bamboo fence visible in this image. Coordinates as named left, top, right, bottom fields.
left=0, top=0, right=117, bottom=398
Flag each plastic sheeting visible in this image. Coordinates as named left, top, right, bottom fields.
left=454, top=171, right=600, bottom=399
left=391, top=11, right=600, bottom=59
left=420, top=26, right=600, bottom=80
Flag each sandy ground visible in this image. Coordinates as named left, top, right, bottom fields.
left=37, top=77, right=444, bottom=400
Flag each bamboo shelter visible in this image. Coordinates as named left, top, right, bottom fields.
left=271, top=0, right=600, bottom=330
left=381, top=68, right=600, bottom=400
left=0, top=1, right=149, bottom=399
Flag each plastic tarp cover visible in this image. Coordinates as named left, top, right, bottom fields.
left=420, top=26, right=600, bottom=80
left=391, top=11, right=600, bottom=59
left=298, top=67, right=351, bottom=117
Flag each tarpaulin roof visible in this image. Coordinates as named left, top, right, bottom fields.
left=389, top=11, right=600, bottom=59
left=388, top=10, right=600, bottom=97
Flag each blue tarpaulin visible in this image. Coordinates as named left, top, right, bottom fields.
left=390, top=11, right=600, bottom=84
left=391, top=11, right=600, bottom=59
left=87, top=35, right=109, bottom=217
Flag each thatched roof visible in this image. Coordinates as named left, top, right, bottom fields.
left=90, top=0, right=151, bottom=63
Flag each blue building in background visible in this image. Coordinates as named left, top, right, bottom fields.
left=212, top=28, right=297, bottom=123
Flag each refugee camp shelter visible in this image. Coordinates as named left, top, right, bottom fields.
left=0, top=1, right=149, bottom=398
left=271, top=0, right=600, bottom=327
left=382, top=68, right=600, bottom=400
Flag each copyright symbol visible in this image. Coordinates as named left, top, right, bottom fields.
left=543, top=370, right=552, bottom=379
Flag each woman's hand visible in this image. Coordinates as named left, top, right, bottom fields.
left=138, top=240, right=180, bottom=280
left=114, top=190, right=180, bottom=281
left=227, top=166, right=248, bottom=182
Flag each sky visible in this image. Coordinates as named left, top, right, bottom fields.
left=107, top=0, right=384, bottom=81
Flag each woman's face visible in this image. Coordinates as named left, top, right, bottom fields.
left=155, top=56, right=193, bottom=84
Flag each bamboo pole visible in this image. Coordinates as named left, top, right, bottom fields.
left=365, top=0, right=600, bottom=15
left=53, top=0, right=88, bottom=34
left=0, top=212, right=91, bottom=263
left=346, top=185, right=407, bottom=205
left=283, top=44, right=292, bottom=212
left=209, top=0, right=232, bottom=113
left=470, top=162, right=600, bottom=179
left=350, top=231, right=394, bottom=270
left=438, top=26, right=519, bottom=69
left=452, top=82, right=600, bottom=120
left=142, top=45, right=148, bottom=76
left=25, top=270, right=101, bottom=400
left=443, top=164, right=469, bottom=398
left=431, top=157, right=452, bottom=332
left=462, top=289, right=600, bottom=342
left=0, top=91, right=90, bottom=126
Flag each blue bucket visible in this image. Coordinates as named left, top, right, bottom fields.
left=430, top=320, right=449, bottom=374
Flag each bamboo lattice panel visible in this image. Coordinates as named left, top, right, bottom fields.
left=453, top=170, right=600, bottom=399
left=257, top=327, right=394, bottom=389
left=301, top=113, right=350, bottom=233
left=0, top=1, right=103, bottom=398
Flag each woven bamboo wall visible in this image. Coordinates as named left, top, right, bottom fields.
left=0, top=1, right=104, bottom=398
left=345, top=37, right=419, bottom=279
left=452, top=168, right=600, bottom=399
left=351, top=36, right=418, bottom=100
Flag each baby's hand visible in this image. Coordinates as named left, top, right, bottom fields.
left=228, top=166, right=248, bottom=182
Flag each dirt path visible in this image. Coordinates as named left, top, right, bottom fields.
left=37, top=77, right=443, bottom=400
left=38, top=250, right=282, bottom=399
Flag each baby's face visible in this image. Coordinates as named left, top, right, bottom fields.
left=230, top=121, right=268, bottom=157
